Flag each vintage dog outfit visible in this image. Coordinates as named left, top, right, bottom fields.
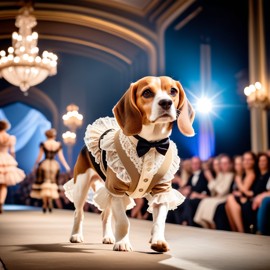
left=65, top=117, right=185, bottom=213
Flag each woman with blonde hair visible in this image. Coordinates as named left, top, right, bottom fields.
left=30, top=128, right=70, bottom=213
left=225, top=151, right=257, bottom=232
left=193, top=154, right=234, bottom=229
left=0, top=120, right=25, bottom=213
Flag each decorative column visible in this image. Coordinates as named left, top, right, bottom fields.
left=246, top=0, right=269, bottom=153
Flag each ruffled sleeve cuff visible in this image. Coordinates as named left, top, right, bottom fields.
left=93, top=186, right=136, bottom=211
left=63, top=178, right=75, bottom=203
left=146, top=188, right=185, bottom=213
left=159, top=141, right=180, bottom=184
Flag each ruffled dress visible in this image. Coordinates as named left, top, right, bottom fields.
left=0, top=135, right=25, bottom=186
left=65, top=117, right=185, bottom=213
left=30, top=143, right=61, bottom=199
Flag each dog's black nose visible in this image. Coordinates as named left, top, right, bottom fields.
left=158, top=99, right=172, bottom=110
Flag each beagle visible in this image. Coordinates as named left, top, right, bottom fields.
left=64, top=76, right=195, bottom=252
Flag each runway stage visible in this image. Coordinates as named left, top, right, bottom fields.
left=0, top=207, right=269, bottom=270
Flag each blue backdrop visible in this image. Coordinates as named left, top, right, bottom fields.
left=0, top=102, right=51, bottom=173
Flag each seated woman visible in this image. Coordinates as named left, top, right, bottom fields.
left=193, top=154, right=234, bottom=229
left=241, top=153, right=270, bottom=233
left=225, top=151, right=258, bottom=232
left=176, top=156, right=210, bottom=226
left=202, top=156, right=221, bottom=180
left=214, top=155, right=244, bottom=231
left=179, top=159, right=192, bottom=187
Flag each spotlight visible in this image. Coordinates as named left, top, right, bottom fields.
left=196, top=97, right=213, bottom=114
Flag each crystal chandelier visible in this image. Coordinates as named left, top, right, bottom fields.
left=62, top=104, right=83, bottom=132
left=244, top=82, right=269, bottom=108
left=0, top=6, right=57, bottom=93
left=62, top=131, right=77, bottom=145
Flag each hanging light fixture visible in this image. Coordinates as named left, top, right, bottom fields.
left=62, top=131, right=77, bottom=145
left=0, top=6, right=57, bottom=94
left=62, top=104, right=83, bottom=132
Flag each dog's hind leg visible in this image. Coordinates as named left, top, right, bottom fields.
left=101, top=205, right=115, bottom=244
left=150, top=203, right=170, bottom=252
left=90, top=179, right=115, bottom=244
left=70, top=168, right=96, bottom=243
left=111, top=197, right=132, bottom=251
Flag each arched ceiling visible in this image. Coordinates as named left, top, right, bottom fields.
left=0, top=0, right=195, bottom=77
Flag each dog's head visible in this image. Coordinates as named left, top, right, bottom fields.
left=113, top=76, right=195, bottom=137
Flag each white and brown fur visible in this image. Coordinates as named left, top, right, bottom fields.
left=68, top=76, right=195, bottom=252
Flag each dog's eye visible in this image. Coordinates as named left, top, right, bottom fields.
left=170, top=88, right=178, bottom=97
left=142, top=89, right=154, bottom=98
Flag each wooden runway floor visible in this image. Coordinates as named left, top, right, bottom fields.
left=0, top=206, right=269, bottom=270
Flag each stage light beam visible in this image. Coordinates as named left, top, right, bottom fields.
left=196, top=97, right=213, bottom=114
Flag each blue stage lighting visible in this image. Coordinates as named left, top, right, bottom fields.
left=196, top=97, right=213, bottom=114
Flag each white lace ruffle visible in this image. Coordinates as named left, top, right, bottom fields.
left=159, top=141, right=180, bottom=185
left=84, top=117, right=120, bottom=164
left=63, top=178, right=74, bottom=202
left=93, top=186, right=136, bottom=211
left=63, top=178, right=105, bottom=204
left=147, top=188, right=185, bottom=213
left=99, top=129, right=132, bottom=184
left=118, top=130, right=143, bottom=172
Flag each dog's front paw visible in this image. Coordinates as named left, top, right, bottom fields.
left=150, top=240, right=170, bottom=253
left=113, top=240, right=133, bottom=252
left=103, top=235, right=115, bottom=244
left=70, top=234, right=84, bottom=243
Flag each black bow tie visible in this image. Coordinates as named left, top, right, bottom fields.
left=134, top=135, right=170, bottom=158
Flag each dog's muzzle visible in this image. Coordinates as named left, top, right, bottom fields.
left=158, top=99, right=172, bottom=110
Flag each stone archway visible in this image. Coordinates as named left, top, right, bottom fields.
left=0, top=86, right=59, bottom=128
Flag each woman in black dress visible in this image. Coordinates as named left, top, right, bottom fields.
left=241, top=153, right=270, bottom=233
left=225, top=151, right=257, bottom=232
left=214, top=155, right=244, bottom=231
left=225, top=152, right=270, bottom=233
left=30, top=129, right=70, bottom=213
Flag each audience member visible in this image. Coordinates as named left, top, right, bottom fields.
left=179, top=159, right=192, bottom=187
left=213, top=155, right=244, bottom=230
left=227, top=153, right=270, bottom=233
left=194, top=154, right=234, bottom=229
left=202, top=156, right=220, bottom=179
left=174, top=156, right=210, bottom=226
left=225, top=151, right=257, bottom=232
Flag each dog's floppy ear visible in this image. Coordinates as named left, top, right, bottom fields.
left=176, top=81, right=195, bottom=137
left=113, top=82, right=142, bottom=136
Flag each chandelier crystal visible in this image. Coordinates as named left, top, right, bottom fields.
left=244, top=82, right=269, bottom=108
left=62, top=104, right=83, bottom=132
left=62, top=131, right=77, bottom=145
left=0, top=6, right=57, bottom=93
